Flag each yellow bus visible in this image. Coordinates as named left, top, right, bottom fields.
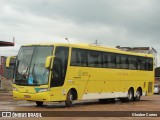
left=6, top=43, right=154, bottom=107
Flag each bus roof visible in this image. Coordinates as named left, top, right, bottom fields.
left=22, top=43, right=153, bottom=58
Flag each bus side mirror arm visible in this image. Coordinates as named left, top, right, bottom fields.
left=6, top=56, right=16, bottom=68
left=45, top=56, right=55, bottom=69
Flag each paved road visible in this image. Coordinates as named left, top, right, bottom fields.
left=0, top=93, right=160, bottom=120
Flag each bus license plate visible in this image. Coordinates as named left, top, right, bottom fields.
left=24, top=95, right=31, bottom=98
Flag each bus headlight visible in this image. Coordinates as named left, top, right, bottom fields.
left=35, top=88, right=49, bottom=93
left=13, top=87, right=18, bottom=91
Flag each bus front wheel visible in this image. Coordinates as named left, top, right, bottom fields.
left=36, top=101, right=43, bottom=107
left=65, top=90, right=73, bottom=107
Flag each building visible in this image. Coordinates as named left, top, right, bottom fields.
left=0, top=40, right=14, bottom=89
left=0, top=41, right=14, bottom=47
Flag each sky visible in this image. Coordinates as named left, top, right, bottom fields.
left=0, top=0, right=160, bottom=64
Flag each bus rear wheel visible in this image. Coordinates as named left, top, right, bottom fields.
left=65, top=90, right=73, bottom=107
left=36, top=101, right=43, bottom=107
left=134, top=89, right=141, bottom=101
left=121, top=88, right=134, bottom=102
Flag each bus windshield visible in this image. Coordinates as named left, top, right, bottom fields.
left=15, top=46, right=53, bottom=86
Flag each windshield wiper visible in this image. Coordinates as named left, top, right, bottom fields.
left=31, top=63, right=39, bottom=84
left=18, top=66, right=29, bottom=84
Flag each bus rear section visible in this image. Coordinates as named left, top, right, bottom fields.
left=68, top=47, right=154, bottom=102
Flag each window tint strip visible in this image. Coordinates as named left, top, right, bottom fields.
left=70, top=48, right=153, bottom=71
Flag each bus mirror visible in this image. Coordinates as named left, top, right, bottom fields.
left=45, top=56, right=55, bottom=69
left=6, top=56, right=16, bottom=68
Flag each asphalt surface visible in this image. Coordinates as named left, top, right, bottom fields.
left=0, top=92, right=160, bottom=120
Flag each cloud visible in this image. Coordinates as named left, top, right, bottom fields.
left=0, top=0, right=160, bottom=58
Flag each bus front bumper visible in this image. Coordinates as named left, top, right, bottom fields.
left=13, top=91, right=51, bottom=102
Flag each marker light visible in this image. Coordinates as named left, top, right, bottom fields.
left=13, top=87, right=18, bottom=91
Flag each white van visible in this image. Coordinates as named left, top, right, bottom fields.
left=154, top=84, right=160, bottom=94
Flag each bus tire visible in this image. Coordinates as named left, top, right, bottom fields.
left=65, top=90, right=73, bottom=107
left=134, top=89, right=141, bottom=101
left=36, top=101, right=43, bottom=107
left=127, top=88, right=134, bottom=102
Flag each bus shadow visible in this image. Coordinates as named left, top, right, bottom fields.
left=39, top=99, right=152, bottom=109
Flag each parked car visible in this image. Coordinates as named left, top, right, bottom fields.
left=154, top=84, right=160, bottom=94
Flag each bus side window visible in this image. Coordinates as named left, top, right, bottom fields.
left=128, top=56, right=137, bottom=70
left=88, top=50, right=102, bottom=68
left=146, top=58, right=153, bottom=71
left=116, top=54, right=128, bottom=69
left=71, top=48, right=87, bottom=67
left=137, top=57, right=146, bottom=70
left=116, top=55, right=121, bottom=69
left=103, top=53, right=109, bottom=68
left=121, top=55, right=128, bottom=69
left=103, top=53, right=116, bottom=68
left=50, top=47, right=69, bottom=87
